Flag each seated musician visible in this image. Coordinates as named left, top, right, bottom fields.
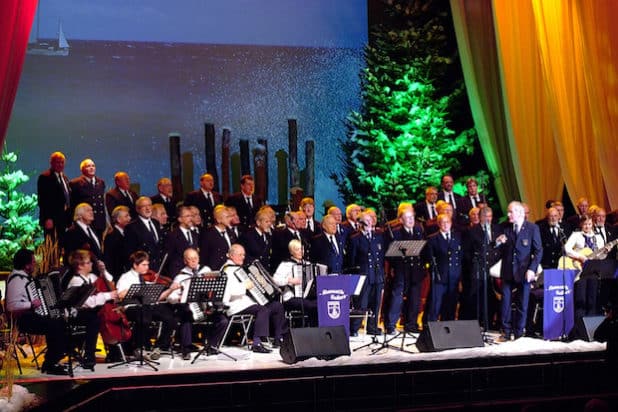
left=5, top=249, right=68, bottom=375
left=117, top=251, right=179, bottom=360
left=66, top=249, right=119, bottom=370
left=221, top=244, right=287, bottom=353
left=273, top=239, right=319, bottom=326
left=166, top=248, right=229, bottom=360
left=564, top=215, right=606, bottom=325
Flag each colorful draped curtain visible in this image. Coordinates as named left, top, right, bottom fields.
left=451, top=0, right=618, bottom=219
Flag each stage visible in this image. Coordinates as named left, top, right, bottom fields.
left=5, top=329, right=617, bottom=412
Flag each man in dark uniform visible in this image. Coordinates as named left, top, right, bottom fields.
left=184, top=173, right=222, bottom=228
left=69, top=158, right=106, bottom=237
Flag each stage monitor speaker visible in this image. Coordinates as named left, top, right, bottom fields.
left=416, top=320, right=484, bottom=352
left=574, top=315, right=606, bottom=342
left=280, top=326, right=350, bottom=364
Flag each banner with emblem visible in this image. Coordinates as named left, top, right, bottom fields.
left=317, top=275, right=361, bottom=337
left=543, top=269, right=577, bottom=340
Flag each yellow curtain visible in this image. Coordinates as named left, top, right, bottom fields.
left=492, top=0, right=562, bottom=221
left=531, top=0, right=606, bottom=211
left=449, top=0, right=521, bottom=213
left=576, top=0, right=618, bottom=211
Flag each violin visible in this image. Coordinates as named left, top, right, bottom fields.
left=141, top=270, right=173, bottom=286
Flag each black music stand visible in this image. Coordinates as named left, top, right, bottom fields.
left=56, top=283, right=96, bottom=377
left=580, top=259, right=618, bottom=317
left=370, top=240, right=426, bottom=354
left=109, top=283, right=166, bottom=371
left=188, top=274, right=237, bottom=363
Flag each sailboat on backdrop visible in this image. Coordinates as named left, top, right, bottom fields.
left=28, top=18, right=70, bottom=57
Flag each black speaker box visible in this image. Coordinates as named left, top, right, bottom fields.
left=574, top=315, right=606, bottom=342
left=280, top=326, right=350, bottom=364
left=416, top=320, right=484, bottom=352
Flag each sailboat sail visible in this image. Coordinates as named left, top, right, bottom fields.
left=58, top=23, right=69, bottom=49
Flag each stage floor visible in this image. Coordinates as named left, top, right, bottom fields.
left=8, top=330, right=606, bottom=383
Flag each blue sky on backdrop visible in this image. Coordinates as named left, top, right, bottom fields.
left=33, top=0, right=368, bottom=48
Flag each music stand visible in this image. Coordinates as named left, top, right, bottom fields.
left=56, top=283, right=96, bottom=377
left=109, top=283, right=166, bottom=371
left=188, top=274, right=236, bottom=363
left=371, top=240, right=426, bottom=354
left=580, top=259, right=618, bottom=317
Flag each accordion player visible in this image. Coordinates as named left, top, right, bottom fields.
left=272, top=239, right=320, bottom=326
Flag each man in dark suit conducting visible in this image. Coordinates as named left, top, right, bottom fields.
left=495, top=201, right=543, bottom=341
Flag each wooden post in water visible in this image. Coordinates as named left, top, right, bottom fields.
left=221, top=128, right=231, bottom=199
left=239, top=139, right=251, bottom=177
left=288, top=119, right=300, bottom=189
left=204, top=123, right=219, bottom=192
left=253, top=144, right=267, bottom=204
left=275, top=149, right=288, bottom=206
left=169, top=133, right=183, bottom=201
left=305, top=140, right=315, bottom=198
left=258, top=138, right=269, bottom=201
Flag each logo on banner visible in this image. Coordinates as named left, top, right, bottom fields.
left=327, top=301, right=341, bottom=319
left=553, top=296, right=565, bottom=313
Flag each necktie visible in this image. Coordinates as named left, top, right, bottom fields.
left=330, top=235, right=339, bottom=255
left=449, top=194, right=456, bottom=209
left=92, top=178, right=96, bottom=187
left=471, top=196, right=476, bottom=208
left=221, top=230, right=231, bottom=248
left=86, top=226, right=101, bottom=250
left=185, top=229, right=192, bottom=245
left=514, top=224, right=519, bottom=235
left=206, top=192, right=213, bottom=207
left=246, top=196, right=253, bottom=208
left=58, top=173, right=70, bottom=206
left=123, top=190, right=133, bottom=204
left=431, top=204, right=436, bottom=219
left=446, top=232, right=450, bottom=243
left=597, top=227, right=606, bottom=242
left=148, top=220, right=159, bottom=242
left=484, top=225, right=491, bottom=242
left=293, top=231, right=300, bottom=240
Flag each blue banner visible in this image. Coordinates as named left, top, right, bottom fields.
left=543, top=269, right=577, bottom=340
left=317, top=275, right=360, bottom=337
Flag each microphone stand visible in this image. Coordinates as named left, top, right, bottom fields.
left=479, top=226, right=493, bottom=344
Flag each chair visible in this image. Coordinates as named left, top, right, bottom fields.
left=219, top=314, right=254, bottom=350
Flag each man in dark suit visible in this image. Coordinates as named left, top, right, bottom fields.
left=124, top=196, right=165, bottom=273
left=425, top=213, right=463, bottom=323
left=103, top=205, right=131, bottom=282
left=184, top=173, right=222, bottom=228
left=310, top=214, right=345, bottom=274
left=348, top=211, right=386, bottom=336
left=437, top=174, right=462, bottom=216
left=414, top=186, right=439, bottom=227
left=300, top=197, right=322, bottom=237
left=538, top=207, right=565, bottom=269
left=37, top=151, right=72, bottom=247
left=150, top=177, right=177, bottom=223
left=566, top=197, right=590, bottom=229
left=64, top=202, right=104, bottom=264
left=458, top=178, right=488, bottom=223
left=384, top=206, right=426, bottom=333
left=271, top=211, right=309, bottom=272
left=461, top=206, right=503, bottom=327
left=105, top=171, right=139, bottom=220
left=495, top=201, right=543, bottom=341
left=239, top=207, right=274, bottom=269
left=69, top=158, right=106, bottom=237
left=224, top=174, right=262, bottom=233
left=199, top=205, right=234, bottom=270
left=164, top=205, right=199, bottom=277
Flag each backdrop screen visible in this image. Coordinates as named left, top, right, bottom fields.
left=7, top=0, right=367, bottom=215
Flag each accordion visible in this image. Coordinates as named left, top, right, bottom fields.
left=291, top=263, right=327, bottom=300
left=233, top=261, right=280, bottom=306
left=26, top=276, right=63, bottom=318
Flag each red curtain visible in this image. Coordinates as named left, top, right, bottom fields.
left=0, top=0, right=37, bottom=150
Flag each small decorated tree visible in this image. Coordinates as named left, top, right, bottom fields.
left=0, top=149, right=42, bottom=271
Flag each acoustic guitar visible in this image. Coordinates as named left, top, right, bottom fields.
left=555, top=238, right=618, bottom=280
